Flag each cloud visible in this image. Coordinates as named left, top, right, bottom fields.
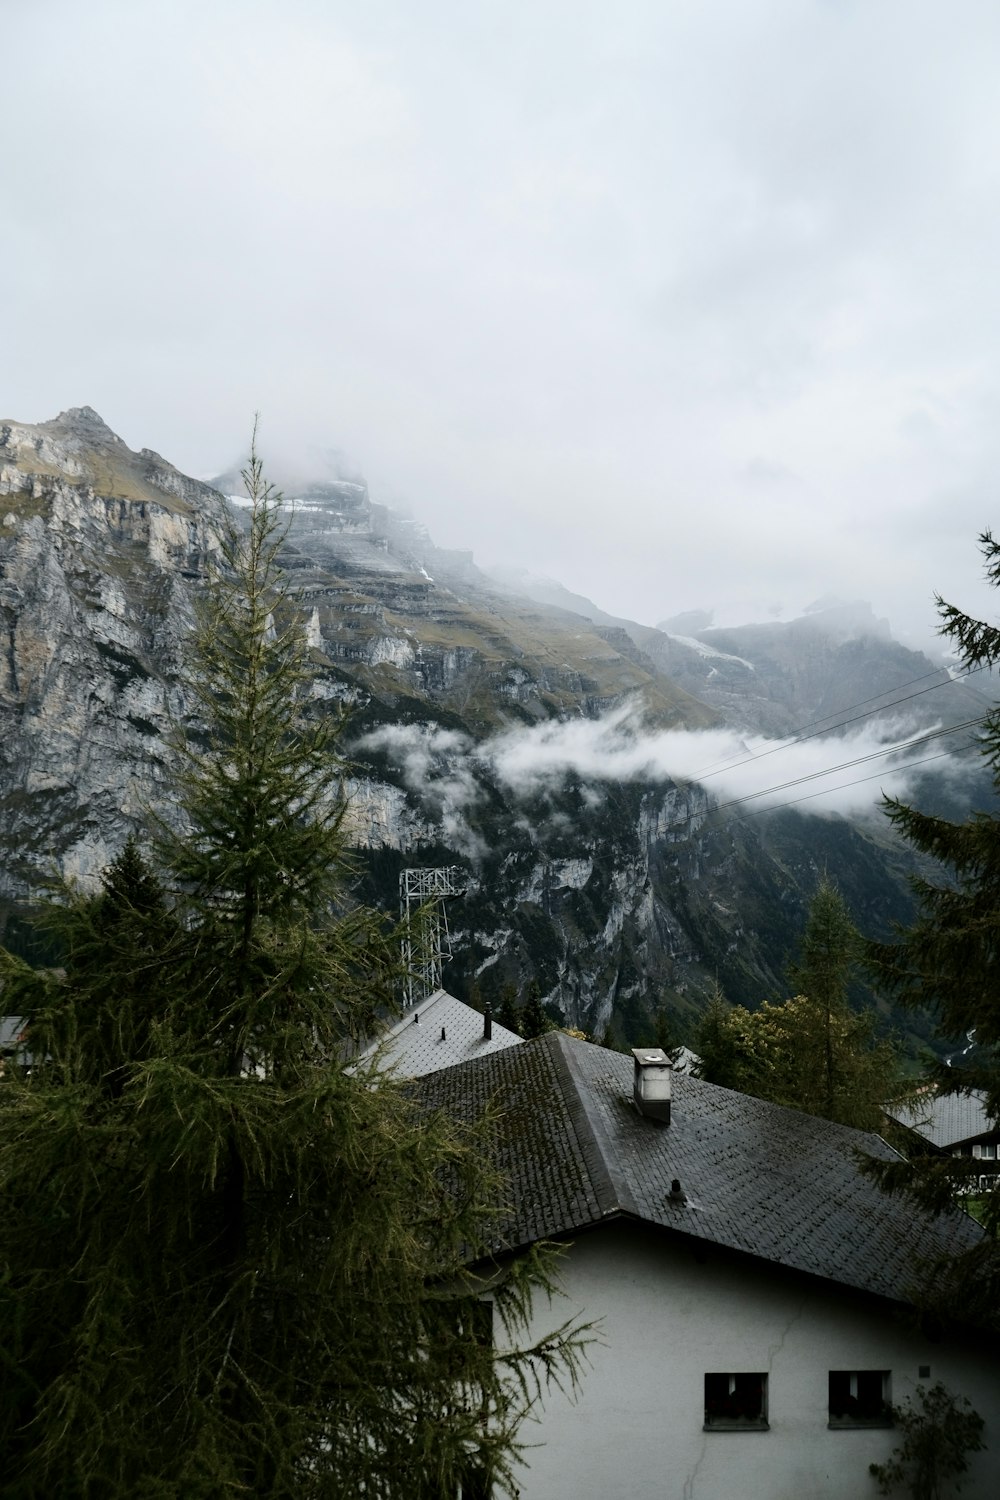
left=483, top=706, right=968, bottom=819
left=356, top=703, right=975, bottom=859
left=355, top=722, right=486, bottom=860
left=6, top=1, right=1000, bottom=654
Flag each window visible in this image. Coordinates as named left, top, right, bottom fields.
left=704, top=1372, right=768, bottom=1430
left=828, top=1370, right=892, bottom=1427
left=978, top=1143, right=997, bottom=1160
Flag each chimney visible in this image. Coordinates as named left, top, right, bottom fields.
left=631, top=1048, right=672, bottom=1123
left=483, top=1000, right=493, bottom=1041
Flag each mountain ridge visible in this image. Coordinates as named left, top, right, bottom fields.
left=0, top=409, right=960, bottom=1046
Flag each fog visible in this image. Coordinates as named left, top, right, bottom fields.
left=6, top=1, right=1000, bottom=650
left=357, top=707, right=977, bottom=860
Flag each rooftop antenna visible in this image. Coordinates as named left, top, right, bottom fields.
left=399, top=866, right=467, bottom=1008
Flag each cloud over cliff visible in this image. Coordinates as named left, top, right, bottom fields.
left=355, top=704, right=973, bottom=858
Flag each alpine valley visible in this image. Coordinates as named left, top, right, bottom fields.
left=0, top=408, right=991, bottom=1046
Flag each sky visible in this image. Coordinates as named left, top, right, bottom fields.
left=6, top=0, right=1000, bottom=652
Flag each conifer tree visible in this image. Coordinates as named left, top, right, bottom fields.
left=788, top=877, right=861, bottom=1119
left=496, top=982, right=522, bottom=1037
left=0, top=439, right=584, bottom=1497
left=519, top=980, right=551, bottom=1040
left=693, top=982, right=752, bottom=1093
left=864, top=530, right=1000, bottom=1316
left=693, top=896, right=906, bottom=1132
left=694, top=988, right=900, bottom=1130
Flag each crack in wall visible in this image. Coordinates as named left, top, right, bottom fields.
left=681, top=1432, right=709, bottom=1500
left=767, top=1297, right=807, bottom=1371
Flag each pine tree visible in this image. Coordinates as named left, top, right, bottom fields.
left=692, top=983, right=754, bottom=1094
left=864, top=530, right=1000, bottom=1312
left=519, top=980, right=551, bottom=1040
left=0, top=438, right=585, bottom=1497
left=496, top=982, right=522, bottom=1037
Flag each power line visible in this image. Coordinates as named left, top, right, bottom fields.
left=732, top=745, right=982, bottom=819
left=691, top=662, right=991, bottom=784
left=709, top=716, right=989, bottom=815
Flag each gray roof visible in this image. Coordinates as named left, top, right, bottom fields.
left=415, top=1030, right=985, bottom=1306
left=889, top=1089, right=997, bottom=1150
left=368, top=989, right=522, bottom=1077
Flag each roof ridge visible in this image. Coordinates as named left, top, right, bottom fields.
left=545, top=1032, right=637, bottom=1220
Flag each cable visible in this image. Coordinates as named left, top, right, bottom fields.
left=708, top=716, right=990, bottom=814
left=732, top=746, right=982, bottom=819
left=692, top=662, right=991, bottom=784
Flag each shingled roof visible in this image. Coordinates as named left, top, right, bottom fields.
left=889, top=1089, right=997, bottom=1151
left=364, top=989, right=523, bottom=1076
left=415, top=1030, right=985, bottom=1306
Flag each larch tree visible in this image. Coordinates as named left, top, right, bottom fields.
left=0, top=439, right=585, bottom=1498
left=693, top=883, right=906, bottom=1133
left=788, top=876, right=862, bottom=1119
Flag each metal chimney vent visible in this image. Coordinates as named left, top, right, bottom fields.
left=631, top=1047, right=672, bottom=1123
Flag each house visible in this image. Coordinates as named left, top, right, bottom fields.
left=887, top=1089, right=1000, bottom=1189
left=361, top=988, right=522, bottom=1077
left=417, top=1033, right=1000, bottom=1500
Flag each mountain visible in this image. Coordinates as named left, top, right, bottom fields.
left=487, top=571, right=992, bottom=744
left=0, top=410, right=958, bottom=1047
left=647, top=599, right=994, bottom=741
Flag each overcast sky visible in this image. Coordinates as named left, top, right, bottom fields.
left=5, top=0, right=1000, bottom=650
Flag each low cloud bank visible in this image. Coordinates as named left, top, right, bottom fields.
left=355, top=704, right=970, bottom=853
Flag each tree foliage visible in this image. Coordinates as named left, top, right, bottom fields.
left=693, top=990, right=901, bottom=1129
left=788, top=877, right=862, bottom=1119
left=0, top=440, right=585, bottom=1498
left=496, top=983, right=522, bottom=1037
left=863, top=530, right=1000, bottom=1315
left=694, top=885, right=904, bottom=1131
left=519, top=980, right=552, bottom=1041
left=868, top=1383, right=985, bottom=1500
left=868, top=542, right=1000, bottom=1136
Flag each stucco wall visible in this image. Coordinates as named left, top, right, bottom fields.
left=513, top=1221, right=999, bottom=1500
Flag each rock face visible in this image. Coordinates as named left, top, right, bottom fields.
left=0, top=409, right=229, bottom=895
left=644, top=600, right=994, bottom=740
left=0, top=410, right=929, bottom=1041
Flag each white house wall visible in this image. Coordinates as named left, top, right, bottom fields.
left=513, top=1221, right=999, bottom=1500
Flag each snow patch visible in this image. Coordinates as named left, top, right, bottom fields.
left=670, top=634, right=755, bottom=670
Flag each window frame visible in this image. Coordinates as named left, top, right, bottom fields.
left=827, top=1369, right=893, bottom=1429
left=703, top=1371, right=769, bottom=1431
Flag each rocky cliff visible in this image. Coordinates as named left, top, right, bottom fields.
left=0, top=410, right=936, bottom=1044
left=0, top=408, right=229, bottom=895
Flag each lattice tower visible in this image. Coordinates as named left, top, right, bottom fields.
left=399, top=866, right=468, bottom=1008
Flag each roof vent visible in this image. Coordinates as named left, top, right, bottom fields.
left=631, top=1047, right=672, bottom=1124
left=483, top=1000, right=493, bottom=1042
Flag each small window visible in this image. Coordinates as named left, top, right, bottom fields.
left=704, top=1372, right=768, bottom=1430
left=828, top=1370, right=892, bottom=1427
left=979, top=1143, right=997, bottom=1160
